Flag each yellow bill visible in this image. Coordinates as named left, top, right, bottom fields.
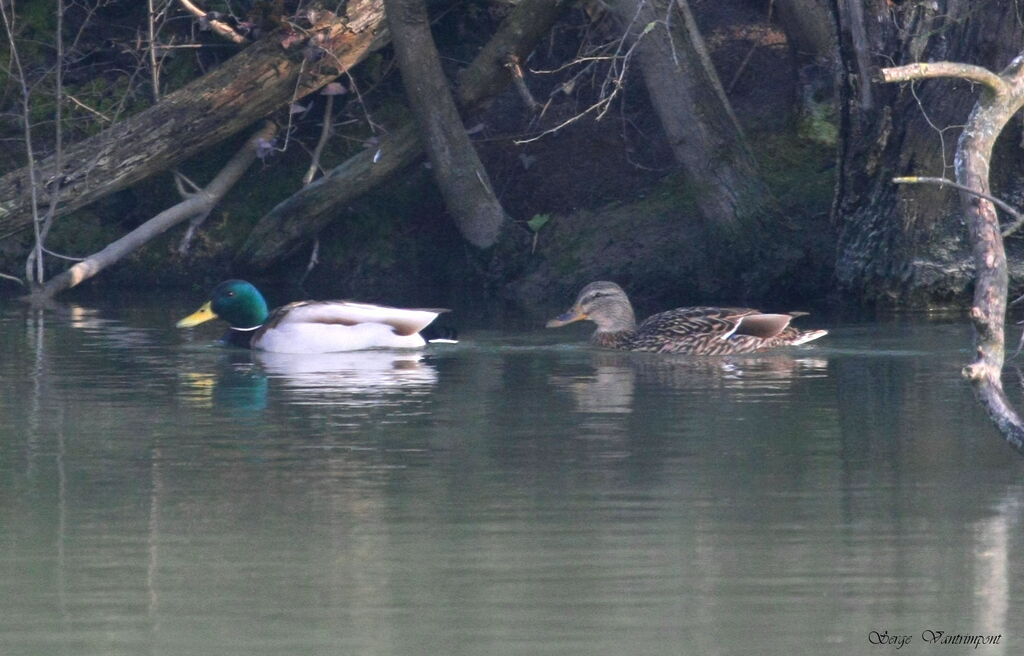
left=546, top=308, right=588, bottom=328
left=176, top=301, right=218, bottom=328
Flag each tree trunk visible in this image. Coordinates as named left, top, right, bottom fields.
left=833, top=0, right=1024, bottom=307
left=773, top=0, right=836, bottom=63
left=0, top=1, right=387, bottom=240
left=773, top=0, right=838, bottom=144
left=235, top=0, right=569, bottom=270
left=383, top=0, right=507, bottom=249
left=606, top=0, right=775, bottom=234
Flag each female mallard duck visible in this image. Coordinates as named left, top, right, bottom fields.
left=546, top=281, right=827, bottom=355
left=177, top=280, right=451, bottom=353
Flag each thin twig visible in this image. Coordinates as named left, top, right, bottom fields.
left=0, top=271, right=24, bottom=286
left=177, top=0, right=248, bottom=44
left=177, top=208, right=212, bottom=254
left=148, top=0, right=162, bottom=101
left=530, top=54, right=619, bottom=75
left=726, top=0, right=773, bottom=93
left=505, top=54, right=539, bottom=111
left=41, top=246, right=85, bottom=261
left=515, top=17, right=646, bottom=145
left=173, top=170, right=202, bottom=197
left=303, top=93, right=335, bottom=185
left=908, top=82, right=966, bottom=174
left=2, top=2, right=44, bottom=286
left=32, top=0, right=68, bottom=279
left=298, top=238, right=319, bottom=286
left=345, top=71, right=383, bottom=134
left=892, top=176, right=1024, bottom=236
left=65, top=94, right=113, bottom=123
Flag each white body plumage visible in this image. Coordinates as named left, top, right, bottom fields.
left=250, top=301, right=444, bottom=354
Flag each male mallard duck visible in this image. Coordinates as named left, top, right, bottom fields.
left=177, top=280, right=451, bottom=353
left=546, top=281, right=827, bottom=355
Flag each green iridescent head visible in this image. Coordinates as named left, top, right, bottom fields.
left=177, top=280, right=270, bottom=330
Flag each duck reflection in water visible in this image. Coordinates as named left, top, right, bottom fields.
left=254, top=350, right=438, bottom=406
left=180, top=350, right=439, bottom=414
left=553, top=350, right=830, bottom=417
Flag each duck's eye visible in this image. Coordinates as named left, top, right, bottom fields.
left=226, top=291, right=235, bottom=297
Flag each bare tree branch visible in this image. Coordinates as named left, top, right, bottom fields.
left=35, top=122, right=278, bottom=300
left=0, top=271, right=24, bottom=286
left=892, top=176, right=1024, bottom=236
left=302, top=92, right=337, bottom=185
left=177, top=0, right=248, bottom=44
left=503, top=54, right=540, bottom=111
left=881, top=61, right=1008, bottom=96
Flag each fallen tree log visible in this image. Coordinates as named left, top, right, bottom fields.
left=235, top=0, right=569, bottom=269
left=0, top=0, right=387, bottom=240
left=36, top=122, right=278, bottom=300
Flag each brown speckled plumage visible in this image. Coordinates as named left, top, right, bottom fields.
left=548, top=282, right=827, bottom=355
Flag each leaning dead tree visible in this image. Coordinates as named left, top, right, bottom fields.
left=236, top=0, right=569, bottom=269
left=383, top=0, right=507, bottom=248
left=0, top=0, right=387, bottom=240
left=35, top=122, right=278, bottom=300
left=882, top=53, right=1024, bottom=452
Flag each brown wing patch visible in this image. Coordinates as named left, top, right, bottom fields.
left=732, top=314, right=793, bottom=339
left=385, top=317, right=428, bottom=337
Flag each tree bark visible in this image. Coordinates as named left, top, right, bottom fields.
left=0, top=1, right=387, bottom=240
left=35, top=122, right=278, bottom=300
left=881, top=53, right=1024, bottom=453
left=383, top=0, right=507, bottom=249
left=773, top=0, right=838, bottom=144
left=833, top=0, right=1024, bottom=307
left=773, top=0, right=835, bottom=63
left=236, top=0, right=569, bottom=270
left=606, top=0, right=775, bottom=234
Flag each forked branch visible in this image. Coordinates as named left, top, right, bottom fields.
left=884, top=51, right=1024, bottom=454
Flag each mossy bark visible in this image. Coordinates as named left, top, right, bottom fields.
left=834, top=0, right=1024, bottom=308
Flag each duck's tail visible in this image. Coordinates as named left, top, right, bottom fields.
left=420, top=322, right=459, bottom=344
left=790, top=329, right=828, bottom=345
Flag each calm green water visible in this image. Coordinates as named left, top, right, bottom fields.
left=2, top=298, right=1023, bottom=655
